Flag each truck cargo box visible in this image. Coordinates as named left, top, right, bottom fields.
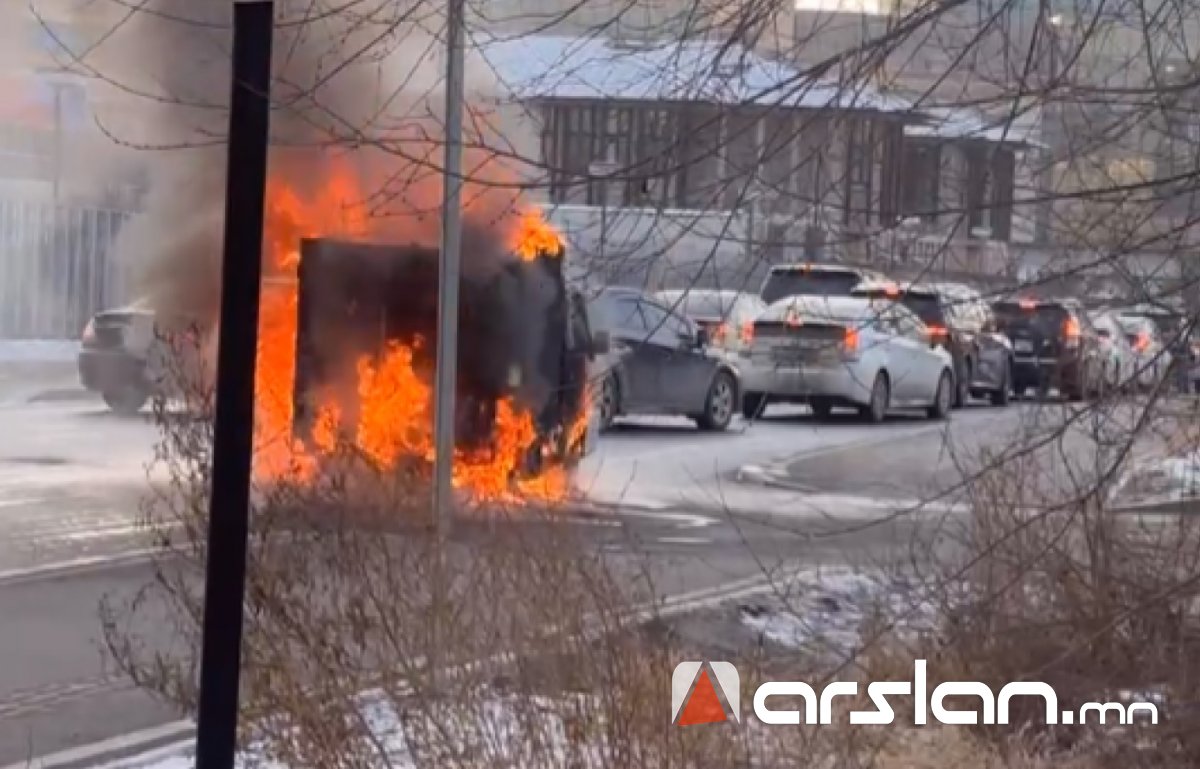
left=292, top=237, right=591, bottom=475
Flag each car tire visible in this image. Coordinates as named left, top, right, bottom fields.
left=599, top=374, right=620, bottom=432
left=860, top=372, right=889, bottom=424
left=989, top=361, right=1011, bottom=407
left=928, top=370, right=953, bottom=419
left=954, top=358, right=971, bottom=408
left=742, top=391, right=768, bottom=420
left=103, top=385, right=149, bottom=415
left=809, top=398, right=833, bottom=420
left=696, top=371, right=736, bottom=432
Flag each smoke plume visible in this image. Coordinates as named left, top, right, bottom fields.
left=75, top=0, right=540, bottom=327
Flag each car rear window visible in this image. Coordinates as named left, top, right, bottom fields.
left=586, top=295, right=624, bottom=332
left=760, top=270, right=862, bottom=303
left=855, top=289, right=945, bottom=327
left=993, top=302, right=1070, bottom=335
left=657, top=291, right=732, bottom=320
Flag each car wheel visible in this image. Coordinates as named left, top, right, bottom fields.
left=928, top=370, right=953, bottom=419
left=697, top=371, right=736, bottom=431
left=809, top=398, right=833, bottom=420
left=954, top=358, right=971, bottom=408
left=860, top=372, right=889, bottom=424
left=742, top=391, right=768, bottom=420
left=599, top=374, right=619, bottom=431
left=989, top=361, right=1011, bottom=407
left=103, top=385, right=149, bottom=415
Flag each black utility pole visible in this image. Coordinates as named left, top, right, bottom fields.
left=194, top=3, right=274, bottom=768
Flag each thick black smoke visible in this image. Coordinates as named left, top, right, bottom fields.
left=80, top=0, right=539, bottom=329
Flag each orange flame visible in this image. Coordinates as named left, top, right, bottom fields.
left=251, top=161, right=572, bottom=505
left=511, top=209, right=563, bottom=261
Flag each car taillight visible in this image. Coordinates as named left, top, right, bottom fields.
left=1063, top=317, right=1081, bottom=348
left=927, top=324, right=949, bottom=346
left=1134, top=331, right=1150, bottom=352
left=739, top=321, right=754, bottom=346
left=842, top=327, right=860, bottom=359
left=712, top=322, right=728, bottom=345
left=786, top=308, right=802, bottom=327
left=82, top=318, right=96, bottom=343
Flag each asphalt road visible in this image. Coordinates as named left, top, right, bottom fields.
left=0, top=393, right=1122, bottom=766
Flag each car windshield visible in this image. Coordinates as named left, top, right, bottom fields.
left=993, top=302, right=1071, bottom=336
left=760, top=269, right=861, bottom=303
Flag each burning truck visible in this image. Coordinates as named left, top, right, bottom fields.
left=288, top=232, right=607, bottom=489
left=80, top=206, right=607, bottom=502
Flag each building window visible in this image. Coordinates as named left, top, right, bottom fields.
left=900, top=142, right=940, bottom=221
left=546, top=101, right=724, bottom=210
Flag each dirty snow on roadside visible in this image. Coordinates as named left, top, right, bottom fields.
left=737, top=567, right=938, bottom=659
left=1111, top=449, right=1200, bottom=505
left=99, top=693, right=606, bottom=769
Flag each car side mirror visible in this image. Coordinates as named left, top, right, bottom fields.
left=590, top=330, right=610, bottom=355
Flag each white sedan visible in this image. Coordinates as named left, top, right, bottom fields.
left=1089, top=310, right=1139, bottom=391
left=1117, top=314, right=1172, bottom=389
left=740, top=295, right=956, bottom=422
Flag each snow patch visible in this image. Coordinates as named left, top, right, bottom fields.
left=98, top=694, right=604, bottom=769
left=0, top=339, right=79, bottom=363
left=738, top=569, right=937, bottom=658
left=1112, top=449, right=1200, bottom=505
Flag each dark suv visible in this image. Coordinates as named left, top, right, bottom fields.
left=992, top=298, right=1103, bottom=400
left=852, top=281, right=1012, bottom=407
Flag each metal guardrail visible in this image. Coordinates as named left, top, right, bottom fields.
left=0, top=198, right=133, bottom=339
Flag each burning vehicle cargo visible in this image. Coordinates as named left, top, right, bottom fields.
left=277, top=225, right=603, bottom=501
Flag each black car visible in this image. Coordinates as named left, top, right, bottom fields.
left=759, top=263, right=888, bottom=304
left=992, top=298, right=1103, bottom=400
left=586, top=287, right=740, bottom=432
left=851, top=281, right=1012, bottom=407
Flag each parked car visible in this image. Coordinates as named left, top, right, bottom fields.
left=78, top=299, right=206, bottom=414
left=652, top=289, right=766, bottom=361
left=1115, top=313, right=1172, bottom=390
left=741, top=294, right=955, bottom=422
left=851, top=281, right=1012, bottom=407
left=1089, top=310, right=1139, bottom=392
left=758, top=263, right=888, bottom=304
left=585, top=287, right=741, bottom=432
left=991, top=298, right=1104, bottom=400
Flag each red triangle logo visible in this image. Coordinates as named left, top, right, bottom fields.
left=676, top=669, right=729, bottom=725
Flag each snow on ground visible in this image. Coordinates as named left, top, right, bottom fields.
left=101, top=694, right=603, bottom=769
left=0, top=339, right=78, bottom=362
left=738, top=567, right=938, bottom=659
left=1112, top=449, right=1200, bottom=505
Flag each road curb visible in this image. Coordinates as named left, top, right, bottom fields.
left=0, top=549, right=163, bottom=588
left=0, top=721, right=194, bottom=769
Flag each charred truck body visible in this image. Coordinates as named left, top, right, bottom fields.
left=291, top=237, right=600, bottom=479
